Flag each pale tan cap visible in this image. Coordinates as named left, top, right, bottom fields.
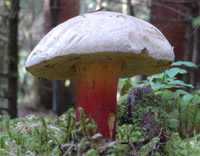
left=25, top=11, right=175, bottom=80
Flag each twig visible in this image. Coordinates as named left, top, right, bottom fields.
left=151, top=127, right=164, bottom=155
left=63, top=144, right=76, bottom=156
left=88, top=7, right=105, bottom=13
left=107, top=0, right=194, bottom=21
left=151, top=1, right=194, bottom=21
left=157, top=127, right=163, bottom=138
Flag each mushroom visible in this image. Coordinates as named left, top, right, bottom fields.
left=25, top=11, right=174, bottom=140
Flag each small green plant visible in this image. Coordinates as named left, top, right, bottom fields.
left=73, top=107, right=98, bottom=140
left=59, top=108, right=76, bottom=142
left=176, top=92, right=200, bottom=138
left=165, top=133, right=200, bottom=156
left=0, top=114, right=67, bottom=155
left=117, top=124, right=144, bottom=143
left=141, top=137, right=160, bottom=156
left=146, top=61, right=197, bottom=93
left=108, top=145, right=128, bottom=156
left=144, top=61, right=200, bottom=138
left=117, top=61, right=200, bottom=155
left=85, top=149, right=99, bottom=156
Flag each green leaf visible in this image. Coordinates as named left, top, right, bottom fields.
left=176, top=89, right=190, bottom=95
left=162, top=90, right=178, bottom=99
left=119, top=78, right=128, bottom=84
left=172, top=61, right=197, bottom=68
left=169, top=80, right=194, bottom=88
left=150, top=82, right=163, bottom=90
left=165, top=68, right=187, bottom=78
left=120, top=81, right=132, bottom=96
left=193, top=16, right=200, bottom=28
left=148, top=73, right=165, bottom=81
left=183, top=94, right=193, bottom=102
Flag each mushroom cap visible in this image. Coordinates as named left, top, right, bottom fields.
left=25, top=11, right=175, bottom=80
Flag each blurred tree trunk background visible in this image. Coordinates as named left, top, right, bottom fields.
left=41, top=0, right=79, bottom=116
left=151, top=0, right=200, bottom=89
left=7, top=0, right=20, bottom=118
left=0, top=1, right=9, bottom=114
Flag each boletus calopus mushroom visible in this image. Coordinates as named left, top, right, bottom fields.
left=25, top=11, right=175, bottom=140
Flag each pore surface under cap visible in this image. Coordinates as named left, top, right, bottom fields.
left=25, top=11, right=175, bottom=80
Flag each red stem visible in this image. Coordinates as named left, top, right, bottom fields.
left=76, top=61, right=121, bottom=140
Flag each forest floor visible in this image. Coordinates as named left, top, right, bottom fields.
left=18, top=105, right=54, bottom=117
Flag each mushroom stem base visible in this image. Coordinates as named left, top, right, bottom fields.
left=76, top=61, right=121, bottom=140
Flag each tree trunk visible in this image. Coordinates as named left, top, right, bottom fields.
left=150, top=0, right=200, bottom=88
left=7, top=0, right=20, bottom=118
left=150, top=0, right=186, bottom=61
left=52, top=80, right=62, bottom=115
left=184, top=1, right=199, bottom=86
left=50, top=0, right=62, bottom=116
left=42, top=0, right=79, bottom=116
left=189, top=1, right=199, bottom=87
left=0, top=7, right=8, bottom=104
left=183, top=3, right=193, bottom=84
left=190, top=29, right=198, bottom=86
left=127, top=0, right=134, bottom=16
